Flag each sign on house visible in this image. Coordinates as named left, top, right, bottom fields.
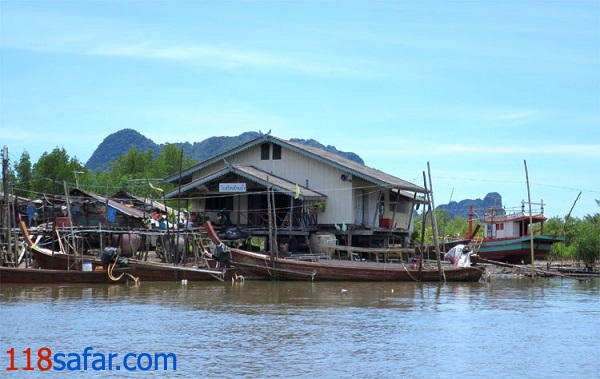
left=219, top=183, right=247, bottom=193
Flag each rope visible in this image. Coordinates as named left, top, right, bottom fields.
left=400, top=262, right=419, bottom=282
left=107, top=260, right=140, bottom=285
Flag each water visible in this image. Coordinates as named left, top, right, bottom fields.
left=1, top=278, right=599, bottom=378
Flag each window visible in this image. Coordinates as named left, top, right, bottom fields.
left=261, top=143, right=281, bottom=160
left=261, top=143, right=270, bottom=160
left=388, top=192, right=407, bottom=213
left=272, top=144, right=282, bottom=160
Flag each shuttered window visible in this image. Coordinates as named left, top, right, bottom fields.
left=261, top=143, right=270, bottom=160
left=272, top=144, right=282, bottom=160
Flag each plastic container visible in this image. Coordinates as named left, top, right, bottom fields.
left=82, top=260, right=93, bottom=272
left=379, top=218, right=393, bottom=228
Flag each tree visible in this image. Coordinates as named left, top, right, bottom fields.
left=13, top=151, right=32, bottom=198
left=572, top=214, right=600, bottom=270
left=103, top=148, right=154, bottom=194
left=445, top=216, right=470, bottom=239
left=31, top=148, right=85, bottom=195
left=84, top=145, right=196, bottom=198
left=548, top=241, right=573, bottom=262
left=544, top=216, right=566, bottom=237
left=152, top=144, right=194, bottom=178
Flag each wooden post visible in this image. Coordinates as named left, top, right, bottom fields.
left=524, top=160, right=535, bottom=281
left=9, top=183, right=17, bottom=266
left=427, top=162, right=445, bottom=283
left=372, top=190, right=383, bottom=228
left=406, top=192, right=417, bottom=237
left=63, top=181, right=76, bottom=254
left=288, top=196, right=294, bottom=231
left=266, top=177, right=275, bottom=271
left=271, top=184, right=278, bottom=259
left=419, top=172, right=429, bottom=279
left=563, top=191, right=581, bottom=237
left=175, top=147, right=184, bottom=265
left=62, top=181, right=75, bottom=271
left=2, top=146, right=10, bottom=266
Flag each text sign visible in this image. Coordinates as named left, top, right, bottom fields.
left=219, top=183, right=246, bottom=193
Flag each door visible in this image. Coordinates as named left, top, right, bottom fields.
left=354, top=189, right=365, bottom=225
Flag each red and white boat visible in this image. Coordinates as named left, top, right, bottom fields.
left=470, top=202, right=564, bottom=264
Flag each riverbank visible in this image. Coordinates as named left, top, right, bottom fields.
left=477, top=258, right=600, bottom=281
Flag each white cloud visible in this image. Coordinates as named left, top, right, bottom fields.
left=87, top=43, right=332, bottom=75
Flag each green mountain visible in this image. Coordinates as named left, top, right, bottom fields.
left=87, top=129, right=502, bottom=220
left=436, top=192, right=504, bottom=219
left=85, top=129, right=365, bottom=171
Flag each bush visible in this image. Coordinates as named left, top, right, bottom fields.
left=572, top=221, right=600, bottom=269
left=548, top=242, right=573, bottom=262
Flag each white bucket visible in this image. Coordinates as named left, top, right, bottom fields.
left=82, top=260, right=93, bottom=272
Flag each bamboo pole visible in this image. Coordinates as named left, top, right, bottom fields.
left=266, top=177, right=275, bottom=269
left=419, top=172, right=430, bottom=279
left=2, top=146, right=10, bottom=266
left=426, top=163, right=445, bottom=282
left=563, top=191, right=581, bottom=237
left=63, top=181, right=75, bottom=254
left=175, top=148, right=184, bottom=265
left=272, top=185, right=278, bottom=259
left=524, top=160, right=535, bottom=281
left=10, top=184, right=18, bottom=266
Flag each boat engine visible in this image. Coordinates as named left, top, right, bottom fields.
left=217, top=226, right=250, bottom=241
left=101, top=247, right=129, bottom=267
left=212, top=243, right=232, bottom=265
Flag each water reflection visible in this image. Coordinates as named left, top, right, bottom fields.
left=1, top=279, right=598, bottom=378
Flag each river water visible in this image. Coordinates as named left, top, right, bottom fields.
left=1, top=277, right=598, bottom=378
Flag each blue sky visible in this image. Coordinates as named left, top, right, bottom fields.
left=1, top=1, right=598, bottom=219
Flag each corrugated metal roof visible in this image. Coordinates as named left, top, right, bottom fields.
left=164, top=134, right=425, bottom=194
left=70, top=189, right=147, bottom=219
left=112, top=191, right=177, bottom=214
left=164, top=164, right=326, bottom=201
left=163, top=137, right=267, bottom=183
left=272, top=136, right=425, bottom=192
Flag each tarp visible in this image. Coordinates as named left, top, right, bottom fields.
left=444, top=244, right=472, bottom=267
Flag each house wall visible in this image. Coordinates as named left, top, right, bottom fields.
left=366, top=187, right=383, bottom=227
left=241, top=145, right=356, bottom=225
left=384, top=196, right=411, bottom=230
left=189, top=142, right=414, bottom=229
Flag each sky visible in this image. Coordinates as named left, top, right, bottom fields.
left=1, top=0, right=598, bottom=220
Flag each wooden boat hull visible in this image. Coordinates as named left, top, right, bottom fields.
left=20, top=219, right=228, bottom=282
left=229, top=248, right=484, bottom=282
left=30, top=248, right=229, bottom=282
left=0, top=266, right=131, bottom=284
left=478, top=235, right=564, bottom=264
left=202, top=220, right=483, bottom=282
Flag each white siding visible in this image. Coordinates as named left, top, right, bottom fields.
left=188, top=143, right=414, bottom=228
left=230, top=146, right=356, bottom=224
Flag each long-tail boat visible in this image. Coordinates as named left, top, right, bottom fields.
left=19, top=220, right=230, bottom=282
left=204, top=221, right=485, bottom=282
left=0, top=266, right=132, bottom=284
